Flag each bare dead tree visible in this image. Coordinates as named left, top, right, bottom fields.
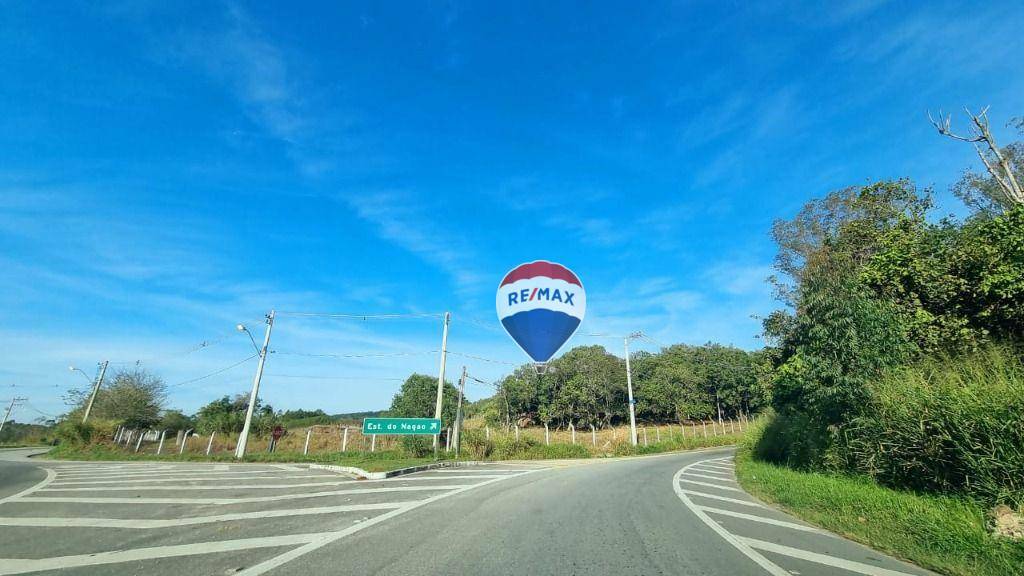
left=929, top=107, right=1023, bottom=207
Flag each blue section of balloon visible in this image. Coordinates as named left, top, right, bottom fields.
left=500, top=309, right=582, bottom=363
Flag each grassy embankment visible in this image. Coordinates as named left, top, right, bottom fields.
left=46, top=421, right=745, bottom=469
left=735, top=420, right=1024, bottom=576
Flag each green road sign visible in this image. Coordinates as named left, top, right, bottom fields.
left=362, top=417, right=442, bottom=435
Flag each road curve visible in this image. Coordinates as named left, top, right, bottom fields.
left=269, top=448, right=933, bottom=576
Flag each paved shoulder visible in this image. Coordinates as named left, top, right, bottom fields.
left=673, top=455, right=936, bottom=576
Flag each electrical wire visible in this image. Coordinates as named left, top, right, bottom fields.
left=264, top=374, right=407, bottom=382
left=446, top=351, right=518, bottom=366
left=274, top=350, right=439, bottom=360
left=275, top=312, right=444, bottom=320
left=168, top=354, right=258, bottom=388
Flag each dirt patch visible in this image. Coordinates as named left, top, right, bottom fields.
left=990, top=505, right=1024, bottom=540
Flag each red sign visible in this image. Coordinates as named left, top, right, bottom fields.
left=271, top=426, right=285, bottom=440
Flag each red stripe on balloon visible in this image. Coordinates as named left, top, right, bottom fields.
left=500, top=261, right=582, bottom=287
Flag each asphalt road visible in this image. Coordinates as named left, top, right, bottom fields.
left=0, top=447, right=933, bottom=575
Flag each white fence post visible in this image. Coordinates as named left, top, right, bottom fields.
left=206, top=432, right=215, bottom=455
left=591, top=424, right=596, bottom=446
left=570, top=423, right=576, bottom=445
left=371, top=434, right=377, bottom=452
left=485, top=426, right=490, bottom=440
left=342, top=427, right=349, bottom=452
left=156, top=430, right=166, bottom=455
left=514, top=425, right=519, bottom=441
left=134, top=430, right=145, bottom=453
left=544, top=423, right=549, bottom=446
left=643, top=427, right=648, bottom=447
left=656, top=427, right=661, bottom=443
left=180, top=430, right=191, bottom=454
left=304, top=429, right=312, bottom=456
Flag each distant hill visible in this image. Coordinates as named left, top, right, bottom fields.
left=329, top=410, right=386, bottom=420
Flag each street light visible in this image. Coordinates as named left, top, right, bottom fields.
left=237, top=324, right=260, bottom=354
left=68, top=366, right=92, bottom=383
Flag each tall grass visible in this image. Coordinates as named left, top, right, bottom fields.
left=845, top=346, right=1024, bottom=506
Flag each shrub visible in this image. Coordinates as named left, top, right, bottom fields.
left=458, top=429, right=493, bottom=459
left=54, top=418, right=117, bottom=446
left=844, top=346, right=1024, bottom=506
left=400, top=435, right=434, bottom=458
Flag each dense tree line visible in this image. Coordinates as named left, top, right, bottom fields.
left=477, top=343, right=764, bottom=429
left=756, top=114, right=1023, bottom=505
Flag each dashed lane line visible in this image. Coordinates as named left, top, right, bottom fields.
left=678, top=478, right=743, bottom=492
left=0, top=502, right=406, bottom=528
left=41, top=475, right=512, bottom=491
left=52, top=470, right=289, bottom=481
left=696, top=506, right=829, bottom=534
left=738, top=537, right=919, bottom=576
left=18, top=484, right=478, bottom=505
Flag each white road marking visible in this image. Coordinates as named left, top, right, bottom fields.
left=0, top=468, right=542, bottom=576
left=738, top=537, right=919, bottom=576
left=678, top=478, right=743, bottom=492
left=0, top=533, right=320, bottom=575
left=689, top=465, right=734, bottom=475
left=0, top=502, right=405, bottom=528
left=235, top=469, right=542, bottom=576
left=680, top=489, right=766, bottom=507
left=42, top=475, right=511, bottom=492
left=674, top=463, right=790, bottom=576
left=54, top=470, right=285, bottom=480
left=682, top=471, right=738, bottom=482
left=696, top=506, right=828, bottom=534
left=50, top=474, right=340, bottom=486
left=19, top=484, right=477, bottom=505
left=427, top=468, right=533, bottom=473
left=0, top=468, right=56, bottom=505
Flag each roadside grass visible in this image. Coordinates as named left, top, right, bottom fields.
left=43, top=427, right=744, bottom=470
left=735, top=448, right=1024, bottom=576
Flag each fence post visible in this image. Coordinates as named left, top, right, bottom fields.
left=643, top=427, right=648, bottom=446
left=570, top=423, right=576, bottom=445
left=342, top=427, right=349, bottom=452
left=206, top=432, right=215, bottom=455
left=485, top=426, right=490, bottom=440
left=656, top=427, right=661, bottom=443
left=180, top=430, right=191, bottom=454
left=304, top=429, right=312, bottom=456
left=702, top=421, right=708, bottom=438
left=544, top=423, right=549, bottom=446
left=371, top=435, right=377, bottom=452
left=712, top=420, right=719, bottom=436
left=156, top=430, right=166, bottom=455
left=591, top=424, right=596, bottom=446
left=730, top=420, right=736, bottom=434
left=134, top=429, right=145, bottom=453
left=515, top=425, right=519, bottom=441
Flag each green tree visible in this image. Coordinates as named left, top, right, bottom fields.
left=87, top=368, right=167, bottom=428
left=388, top=374, right=459, bottom=427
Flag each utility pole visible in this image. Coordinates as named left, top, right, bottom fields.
left=235, top=310, right=275, bottom=459
left=453, top=366, right=466, bottom=457
left=0, top=397, right=27, bottom=434
left=624, top=332, right=642, bottom=446
left=432, top=312, right=451, bottom=451
left=82, top=361, right=109, bottom=423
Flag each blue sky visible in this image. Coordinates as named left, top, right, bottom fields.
left=2, top=1, right=1022, bottom=419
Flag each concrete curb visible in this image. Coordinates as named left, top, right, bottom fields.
left=309, top=460, right=487, bottom=480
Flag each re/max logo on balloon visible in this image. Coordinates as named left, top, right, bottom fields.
left=506, top=287, right=577, bottom=306
left=496, top=261, right=587, bottom=364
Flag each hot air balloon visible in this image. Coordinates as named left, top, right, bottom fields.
left=496, top=261, right=586, bottom=366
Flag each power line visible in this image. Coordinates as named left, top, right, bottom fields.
left=265, top=374, right=407, bottom=382
left=169, top=355, right=258, bottom=388
left=275, top=311, right=444, bottom=320
left=274, top=350, right=439, bottom=360
left=446, top=351, right=518, bottom=366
